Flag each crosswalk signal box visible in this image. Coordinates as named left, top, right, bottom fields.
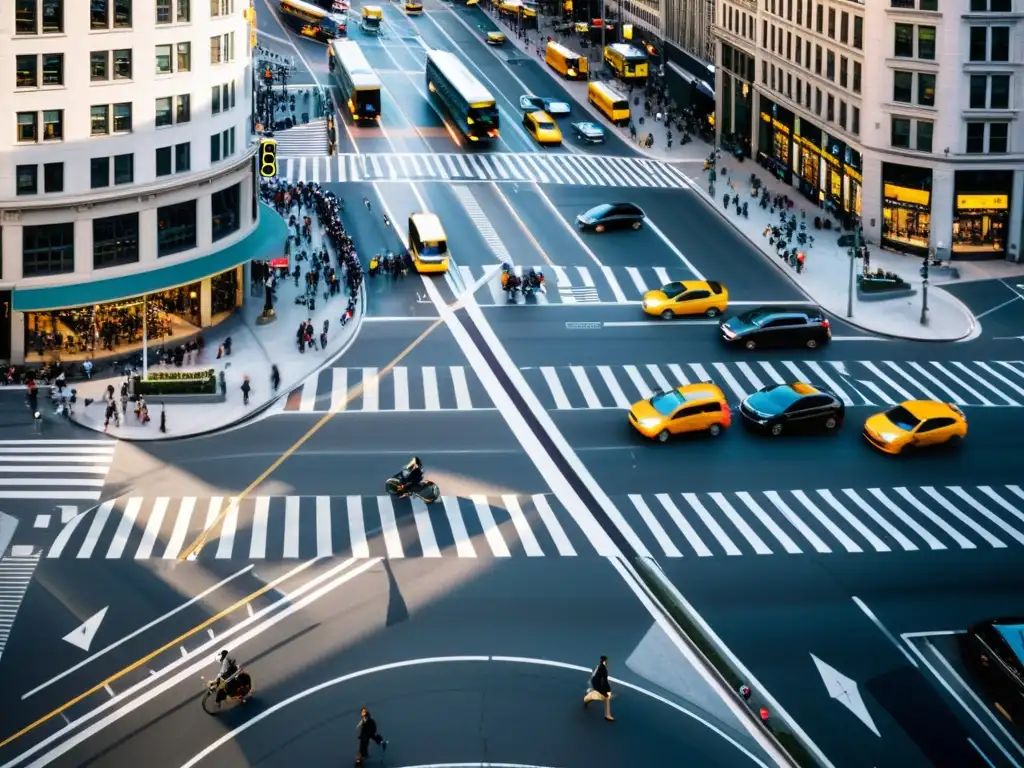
left=259, top=139, right=277, bottom=178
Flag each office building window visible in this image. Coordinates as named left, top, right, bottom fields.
left=894, top=23, right=914, bottom=57
left=891, top=117, right=911, bottom=148
left=210, top=133, right=221, bottom=162
left=853, top=61, right=861, bottom=93
left=93, top=213, right=140, bottom=270
left=991, top=27, right=1010, bottom=61
left=16, top=165, right=38, bottom=196
left=177, top=94, right=191, bottom=123
left=990, top=75, right=1010, bottom=108
left=971, top=0, right=1012, bottom=9
left=970, top=74, right=988, bottom=108
left=966, top=122, right=986, bottom=152
left=989, top=123, right=1009, bottom=152
left=212, top=85, right=221, bottom=114
left=839, top=101, right=847, bottom=128
left=175, top=142, right=191, bottom=172
left=828, top=7, right=835, bottom=38
left=917, top=73, right=936, bottom=106
left=114, top=153, right=134, bottom=184
left=852, top=106, right=860, bottom=135
left=816, top=4, right=823, bottom=32
left=90, top=105, right=109, bottom=135
left=840, top=56, right=848, bottom=88
left=970, top=27, right=987, bottom=60
left=893, top=71, right=913, bottom=102
left=114, top=49, right=132, bottom=79
left=23, top=223, right=75, bottom=277
left=177, top=42, right=191, bottom=72
left=156, top=44, right=172, bottom=74
left=42, top=53, right=63, bottom=85
left=91, top=51, right=108, bottom=81
left=918, top=26, right=936, bottom=59
left=16, top=55, right=37, bottom=88
left=210, top=35, right=223, bottom=65
left=42, top=109, right=62, bottom=140
left=826, top=51, right=835, bottom=81
left=177, top=0, right=191, bottom=20
left=815, top=87, right=822, bottom=115
left=91, top=157, right=110, bottom=188
left=210, top=0, right=230, bottom=16
left=91, top=0, right=109, bottom=27
left=920, top=0, right=937, bottom=8
left=113, top=0, right=131, bottom=26
left=113, top=102, right=132, bottom=132
left=840, top=11, right=848, bottom=44
left=44, top=162, right=63, bottom=193
left=916, top=121, right=933, bottom=152
left=156, top=97, right=173, bottom=127
left=17, top=112, right=37, bottom=142
left=827, top=94, right=834, bottom=122
left=853, top=16, right=863, bottom=49
left=156, top=0, right=173, bottom=22
left=230, top=80, right=236, bottom=107
left=157, top=200, right=197, bottom=256
left=815, top=45, right=822, bottom=74
left=211, top=183, right=241, bottom=241
left=156, top=146, right=173, bottom=176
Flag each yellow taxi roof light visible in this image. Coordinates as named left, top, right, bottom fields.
left=790, top=382, right=819, bottom=395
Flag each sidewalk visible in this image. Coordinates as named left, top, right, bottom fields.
left=69, top=220, right=366, bottom=440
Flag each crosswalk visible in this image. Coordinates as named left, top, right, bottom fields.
left=0, top=554, right=39, bottom=663
left=281, top=360, right=1024, bottom=413
left=275, top=152, right=691, bottom=189
left=272, top=119, right=332, bottom=155
left=40, top=485, right=1024, bottom=560
left=0, top=440, right=116, bottom=500
left=458, top=264, right=696, bottom=305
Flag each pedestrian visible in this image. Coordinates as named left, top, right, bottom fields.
left=356, top=707, right=388, bottom=764
left=241, top=376, right=251, bottom=406
left=583, top=655, right=614, bottom=721
left=271, top=364, right=281, bottom=393
left=218, top=370, right=227, bottom=396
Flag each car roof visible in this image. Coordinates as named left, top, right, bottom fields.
left=529, top=110, right=554, bottom=121
left=675, top=383, right=727, bottom=402
left=974, top=618, right=1024, bottom=666
left=901, top=400, right=958, bottom=419
left=746, top=304, right=825, bottom=319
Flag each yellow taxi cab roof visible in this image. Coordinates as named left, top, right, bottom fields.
left=789, top=382, right=820, bottom=395
left=411, top=213, right=446, bottom=240
left=528, top=110, right=556, bottom=122
left=488, top=31, right=504, bottom=37
left=902, top=399, right=959, bottom=419
left=676, top=382, right=727, bottom=403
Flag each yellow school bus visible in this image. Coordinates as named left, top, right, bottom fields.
left=409, top=213, right=449, bottom=273
left=545, top=41, right=588, bottom=80
left=604, top=43, right=648, bottom=81
left=588, top=81, right=630, bottom=126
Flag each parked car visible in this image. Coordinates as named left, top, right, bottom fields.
left=576, top=203, right=645, bottom=232
left=720, top=305, right=831, bottom=350
left=519, top=94, right=571, bottom=115
left=571, top=121, right=605, bottom=143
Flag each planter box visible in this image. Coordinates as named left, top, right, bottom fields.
left=144, top=392, right=226, bottom=405
left=137, top=374, right=216, bottom=397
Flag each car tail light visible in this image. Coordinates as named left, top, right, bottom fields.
left=821, top=319, right=830, bottom=329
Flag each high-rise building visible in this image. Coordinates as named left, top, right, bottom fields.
left=714, top=0, right=1023, bottom=262
left=0, top=0, right=279, bottom=365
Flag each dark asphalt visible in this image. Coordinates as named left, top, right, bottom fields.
left=9, top=559, right=768, bottom=768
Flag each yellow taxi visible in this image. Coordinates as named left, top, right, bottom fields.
left=863, top=400, right=967, bottom=454
left=642, top=280, right=729, bottom=320
left=629, top=383, right=732, bottom=442
left=486, top=31, right=506, bottom=45
left=405, top=0, right=423, bottom=13
left=523, top=110, right=562, bottom=146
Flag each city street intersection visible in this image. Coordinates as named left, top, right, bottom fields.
left=1, top=0, right=1024, bottom=766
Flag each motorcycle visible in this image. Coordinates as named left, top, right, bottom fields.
left=202, top=670, right=254, bottom=714
left=385, top=472, right=440, bottom=503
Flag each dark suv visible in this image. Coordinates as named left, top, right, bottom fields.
left=961, top=617, right=1024, bottom=724
left=720, top=305, right=831, bottom=350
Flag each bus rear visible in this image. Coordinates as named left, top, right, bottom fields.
left=409, top=214, right=449, bottom=273
left=545, top=41, right=587, bottom=80
left=588, top=81, right=630, bottom=126
left=604, top=43, right=648, bottom=81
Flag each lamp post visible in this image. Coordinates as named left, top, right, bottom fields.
left=921, top=243, right=936, bottom=326
left=142, top=294, right=148, bottom=380
left=846, top=224, right=860, bottom=318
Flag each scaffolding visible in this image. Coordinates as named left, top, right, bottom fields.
left=664, top=0, right=717, bottom=64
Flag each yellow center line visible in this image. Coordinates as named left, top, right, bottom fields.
left=490, top=183, right=554, bottom=267
left=3, top=314, right=448, bottom=750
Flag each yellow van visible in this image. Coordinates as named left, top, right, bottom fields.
left=409, top=213, right=449, bottom=273
left=545, top=41, right=588, bottom=80
left=588, top=81, right=630, bottom=126
left=361, top=5, right=383, bottom=33
left=604, top=43, right=648, bottom=81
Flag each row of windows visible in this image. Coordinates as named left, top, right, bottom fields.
left=969, top=26, right=1012, bottom=62
left=19, top=183, right=242, bottom=278
left=969, top=73, right=1012, bottom=109
left=890, top=117, right=934, bottom=153
left=15, top=0, right=234, bottom=35
left=889, top=0, right=939, bottom=9
left=890, top=116, right=1009, bottom=154
left=969, top=0, right=1012, bottom=11
left=763, top=61, right=861, bottom=136
left=893, top=23, right=937, bottom=60
left=764, top=0, right=864, bottom=50
left=763, top=25, right=862, bottom=95
left=722, top=4, right=757, bottom=44
left=892, top=70, right=936, bottom=107
left=15, top=81, right=237, bottom=143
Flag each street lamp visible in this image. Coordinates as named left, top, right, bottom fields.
left=846, top=223, right=861, bottom=318
left=921, top=243, right=937, bottom=326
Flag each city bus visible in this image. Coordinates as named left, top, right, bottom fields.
left=361, top=5, right=383, bottom=33
left=545, top=41, right=588, bottom=80
left=408, top=213, right=449, bottom=273
left=588, top=80, right=630, bottom=126
left=329, top=40, right=381, bottom=121
left=603, top=43, right=648, bottom=81
left=425, top=50, right=500, bottom=143
left=279, top=0, right=346, bottom=42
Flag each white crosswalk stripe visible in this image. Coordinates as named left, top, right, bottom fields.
left=45, top=485, right=1024, bottom=560
left=460, top=264, right=694, bottom=305
left=0, top=554, right=40, bottom=663
left=284, top=360, right=1024, bottom=413
left=276, top=153, right=690, bottom=189
left=0, top=440, right=115, bottom=500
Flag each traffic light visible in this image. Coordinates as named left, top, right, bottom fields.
left=259, top=139, right=277, bottom=178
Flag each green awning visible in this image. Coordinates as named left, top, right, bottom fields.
left=13, top=203, right=287, bottom=312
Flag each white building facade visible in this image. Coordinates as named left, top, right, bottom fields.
left=0, top=0, right=280, bottom=365
left=713, top=0, right=1024, bottom=262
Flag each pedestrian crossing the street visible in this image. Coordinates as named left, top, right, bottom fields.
left=458, top=264, right=695, bottom=305
left=41, top=485, right=1024, bottom=561
left=273, top=119, right=331, bottom=156
left=276, top=152, right=691, bottom=189
left=281, top=360, right=1024, bottom=413
left=0, top=440, right=116, bottom=501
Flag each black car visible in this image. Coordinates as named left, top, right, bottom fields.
left=576, top=203, right=645, bottom=233
left=720, top=305, right=831, bottom=350
left=961, top=617, right=1024, bottom=724
left=739, top=382, right=845, bottom=435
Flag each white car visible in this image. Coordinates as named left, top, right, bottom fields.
left=571, top=121, right=605, bottom=143
left=519, top=94, right=571, bottom=116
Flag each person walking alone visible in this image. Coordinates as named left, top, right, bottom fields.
left=355, top=707, right=387, bottom=764
left=583, top=655, right=614, bottom=721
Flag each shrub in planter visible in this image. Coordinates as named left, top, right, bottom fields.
left=857, top=270, right=910, bottom=293
left=137, top=369, right=217, bottom=396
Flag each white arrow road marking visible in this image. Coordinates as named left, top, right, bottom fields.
left=811, top=654, right=880, bottom=736
left=63, top=607, right=108, bottom=653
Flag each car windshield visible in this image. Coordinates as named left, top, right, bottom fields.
left=537, top=120, right=555, bottom=130
left=884, top=405, right=922, bottom=431
left=650, top=391, right=685, bottom=416
left=586, top=204, right=613, bottom=219
left=661, top=282, right=686, bottom=298
left=741, top=309, right=773, bottom=326
left=750, top=386, right=803, bottom=413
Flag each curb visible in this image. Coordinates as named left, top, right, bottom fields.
left=66, top=284, right=369, bottom=442
left=679, top=171, right=978, bottom=342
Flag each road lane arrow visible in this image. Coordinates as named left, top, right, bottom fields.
left=63, top=607, right=108, bottom=652
left=811, top=654, right=880, bottom=736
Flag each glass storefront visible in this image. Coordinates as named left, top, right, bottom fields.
left=22, top=266, right=242, bottom=363
left=793, top=120, right=822, bottom=203
left=757, top=97, right=793, bottom=183
left=952, top=170, right=1014, bottom=259
left=881, top=163, right=933, bottom=255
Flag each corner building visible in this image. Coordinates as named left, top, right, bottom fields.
left=0, top=0, right=284, bottom=365
left=714, top=0, right=1024, bottom=262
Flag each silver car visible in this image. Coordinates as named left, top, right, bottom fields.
left=519, top=94, right=571, bottom=116
left=571, top=121, right=605, bottom=143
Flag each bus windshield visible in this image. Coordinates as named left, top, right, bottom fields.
left=419, top=241, right=447, bottom=257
